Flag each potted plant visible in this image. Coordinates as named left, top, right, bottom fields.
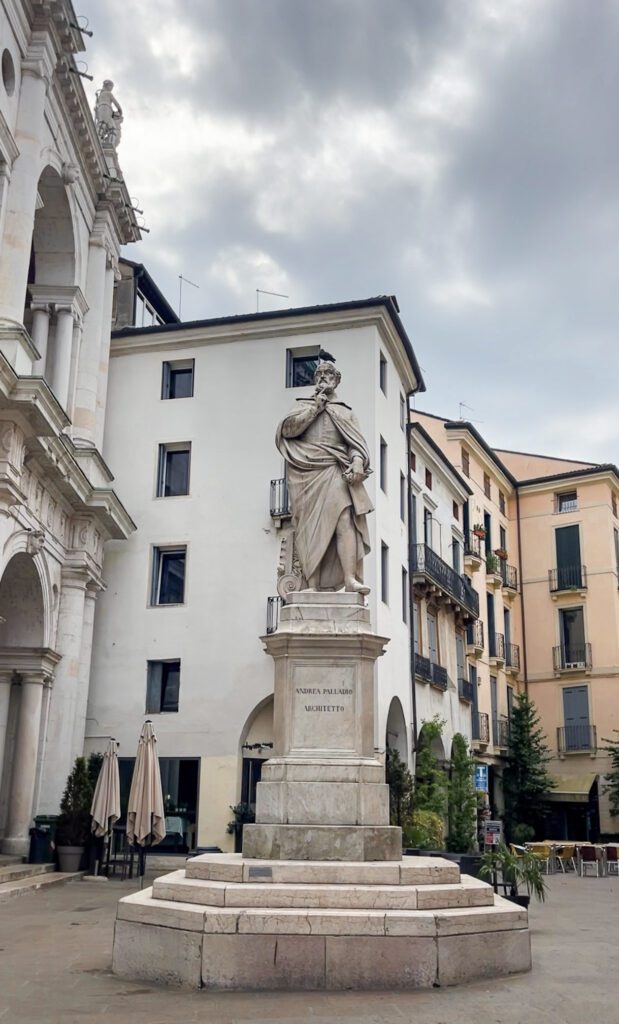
left=55, top=757, right=92, bottom=872
left=486, top=553, right=500, bottom=574
left=473, top=523, right=486, bottom=539
left=227, top=802, right=255, bottom=853
left=479, top=842, right=547, bottom=908
left=494, top=547, right=508, bottom=561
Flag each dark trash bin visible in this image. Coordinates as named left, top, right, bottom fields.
left=29, top=815, right=58, bottom=863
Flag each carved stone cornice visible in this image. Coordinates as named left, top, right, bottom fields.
left=21, top=32, right=57, bottom=86
left=0, top=647, right=61, bottom=687
left=0, top=109, right=19, bottom=169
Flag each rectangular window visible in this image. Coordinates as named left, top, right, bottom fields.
left=562, top=685, right=591, bottom=750
left=556, top=490, right=578, bottom=513
left=484, top=511, right=492, bottom=551
left=400, top=393, right=406, bottom=430
left=162, top=360, right=194, bottom=399
left=499, top=525, right=507, bottom=551
left=410, top=451, right=416, bottom=472
left=380, top=437, right=388, bottom=493
left=146, top=659, right=181, bottom=713
left=555, top=525, right=582, bottom=589
left=400, top=472, right=406, bottom=522
left=286, top=346, right=320, bottom=387
left=381, top=542, right=389, bottom=604
left=462, top=448, right=470, bottom=477
left=452, top=501, right=459, bottom=520
left=401, top=567, right=408, bottom=623
left=424, top=508, right=433, bottom=548
left=452, top=538, right=461, bottom=573
left=379, top=352, right=387, bottom=394
left=413, top=598, right=421, bottom=654
left=559, top=606, right=585, bottom=665
left=483, top=472, right=491, bottom=499
left=499, top=490, right=506, bottom=515
left=425, top=468, right=432, bottom=489
left=490, top=675, right=498, bottom=744
left=151, top=546, right=187, bottom=605
left=456, top=633, right=465, bottom=681
left=157, top=443, right=191, bottom=497
left=426, top=608, right=439, bottom=663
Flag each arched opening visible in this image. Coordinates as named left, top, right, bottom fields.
left=0, top=554, right=45, bottom=648
left=385, top=696, right=408, bottom=763
left=28, top=166, right=76, bottom=296
left=417, top=721, right=446, bottom=765
left=235, top=696, right=273, bottom=850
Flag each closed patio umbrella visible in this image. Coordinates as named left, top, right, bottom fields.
left=90, top=738, right=120, bottom=875
left=126, top=720, right=165, bottom=883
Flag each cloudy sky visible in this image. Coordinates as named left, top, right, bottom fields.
left=80, top=0, right=619, bottom=463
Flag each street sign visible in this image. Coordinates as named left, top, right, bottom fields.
left=484, top=820, right=503, bottom=846
left=474, top=764, right=488, bottom=792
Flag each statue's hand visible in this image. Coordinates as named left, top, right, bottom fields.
left=314, top=390, right=329, bottom=411
left=344, top=456, right=366, bottom=485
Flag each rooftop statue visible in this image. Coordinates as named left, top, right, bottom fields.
left=276, top=359, right=373, bottom=594
left=95, top=80, right=123, bottom=148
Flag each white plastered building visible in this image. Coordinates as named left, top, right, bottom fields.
left=0, top=0, right=140, bottom=854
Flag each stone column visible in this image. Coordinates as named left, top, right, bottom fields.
left=3, top=673, right=47, bottom=856
left=0, top=671, right=14, bottom=800
left=70, top=586, right=97, bottom=759
left=95, top=262, right=118, bottom=450
left=0, top=36, right=55, bottom=325
left=50, top=305, right=76, bottom=411
left=30, top=304, right=51, bottom=375
left=36, top=568, right=87, bottom=814
left=73, top=214, right=113, bottom=447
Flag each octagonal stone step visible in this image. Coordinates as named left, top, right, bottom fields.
left=152, top=869, right=493, bottom=911
left=185, top=853, right=460, bottom=886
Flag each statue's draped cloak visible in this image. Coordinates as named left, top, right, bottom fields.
left=276, top=399, right=373, bottom=589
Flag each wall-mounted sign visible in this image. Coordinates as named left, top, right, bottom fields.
left=484, top=820, right=503, bottom=847
left=474, top=764, right=489, bottom=792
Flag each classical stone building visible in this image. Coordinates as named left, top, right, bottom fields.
left=0, top=0, right=138, bottom=854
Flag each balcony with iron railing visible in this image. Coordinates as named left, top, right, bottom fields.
left=557, top=724, right=597, bottom=754
left=412, top=543, right=479, bottom=621
left=415, top=654, right=449, bottom=691
left=472, top=711, right=490, bottom=744
left=553, top=643, right=592, bottom=673
left=464, top=531, right=483, bottom=566
left=489, top=631, right=505, bottom=664
left=270, top=478, right=291, bottom=519
left=495, top=715, right=510, bottom=749
left=458, top=677, right=475, bottom=703
left=501, top=562, right=518, bottom=593
left=266, top=595, right=283, bottom=634
left=506, top=642, right=520, bottom=673
left=466, top=619, right=484, bottom=655
left=549, top=565, right=587, bottom=595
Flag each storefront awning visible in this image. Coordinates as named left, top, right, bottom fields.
left=546, top=772, right=598, bottom=804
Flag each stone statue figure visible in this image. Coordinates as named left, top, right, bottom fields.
left=95, top=80, right=123, bottom=148
left=276, top=360, right=373, bottom=594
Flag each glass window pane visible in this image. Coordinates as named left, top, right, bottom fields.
left=161, top=662, right=180, bottom=711
left=169, top=368, right=193, bottom=398
left=165, top=450, right=190, bottom=496
left=158, top=551, right=186, bottom=603
left=292, top=356, right=318, bottom=387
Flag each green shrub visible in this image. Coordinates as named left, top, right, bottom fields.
left=385, top=747, right=414, bottom=826
left=55, top=757, right=93, bottom=847
left=403, top=809, right=443, bottom=850
left=510, top=822, right=536, bottom=845
left=447, top=734, right=477, bottom=852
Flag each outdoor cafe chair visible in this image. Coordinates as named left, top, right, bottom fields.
left=578, top=844, right=602, bottom=877
left=526, top=842, right=552, bottom=873
left=555, top=844, right=577, bottom=873
left=604, top=846, right=619, bottom=876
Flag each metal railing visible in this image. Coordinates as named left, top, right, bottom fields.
left=472, top=711, right=490, bottom=744
left=412, top=543, right=479, bottom=619
left=489, top=632, right=505, bottom=661
left=466, top=619, right=484, bottom=649
left=464, top=531, right=483, bottom=559
left=431, top=663, right=448, bottom=691
left=270, top=478, right=290, bottom=517
left=548, top=565, right=587, bottom=592
left=557, top=724, right=597, bottom=753
left=553, top=643, right=592, bottom=672
left=458, top=677, right=475, bottom=703
left=497, top=715, right=510, bottom=748
left=506, top=642, right=520, bottom=671
left=266, top=596, right=283, bottom=634
left=415, top=654, right=448, bottom=690
left=501, top=563, right=518, bottom=591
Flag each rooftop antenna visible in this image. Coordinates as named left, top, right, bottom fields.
left=256, top=288, right=289, bottom=312
left=178, top=275, right=199, bottom=318
left=459, top=401, right=474, bottom=420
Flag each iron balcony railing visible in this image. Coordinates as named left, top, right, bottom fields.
left=458, top=677, right=475, bottom=703
left=464, top=531, right=483, bottom=559
left=496, top=715, right=510, bottom=748
left=472, top=711, right=490, bottom=744
left=412, top=543, right=479, bottom=620
left=557, top=724, right=597, bottom=754
left=548, top=565, right=587, bottom=593
left=506, top=642, right=521, bottom=671
left=270, top=478, right=291, bottom=518
left=489, top=632, right=505, bottom=661
left=266, top=596, right=283, bottom=634
left=553, top=643, right=592, bottom=672
left=466, top=619, right=484, bottom=649
left=415, top=654, right=448, bottom=690
left=501, top=563, right=518, bottom=591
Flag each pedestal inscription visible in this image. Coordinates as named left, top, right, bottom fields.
left=291, top=665, right=356, bottom=752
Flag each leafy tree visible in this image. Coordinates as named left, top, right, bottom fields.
left=86, top=752, right=104, bottom=793
left=414, top=716, right=448, bottom=818
left=56, top=756, right=93, bottom=846
left=601, top=731, right=619, bottom=817
left=385, top=746, right=413, bottom=826
left=447, top=733, right=477, bottom=852
left=503, top=693, right=555, bottom=838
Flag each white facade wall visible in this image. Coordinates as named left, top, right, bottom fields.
left=88, top=309, right=420, bottom=849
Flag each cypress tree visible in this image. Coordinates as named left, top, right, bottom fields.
left=447, top=733, right=477, bottom=852
left=503, top=692, right=555, bottom=837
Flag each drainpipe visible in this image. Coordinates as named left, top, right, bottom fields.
left=515, top=487, right=529, bottom=695
left=406, top=390, right=420, bottom=774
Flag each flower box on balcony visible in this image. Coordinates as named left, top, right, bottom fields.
left=494, top=548, right=508, bottom=561
left=473, top=525, right=486, bottom=539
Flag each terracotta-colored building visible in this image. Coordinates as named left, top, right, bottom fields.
left=415, top=412, right=619, bottom=839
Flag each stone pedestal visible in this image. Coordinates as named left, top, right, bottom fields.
left=111, top=591, right=531, bottom=990
left=243, top=592, right=401, bottom=861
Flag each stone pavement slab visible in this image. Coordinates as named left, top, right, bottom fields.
left=0, top=873, right=615, bottom=1023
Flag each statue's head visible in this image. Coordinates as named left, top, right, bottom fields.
left=314, top=361, right=341, bottom=391
left=103, top=79, right=114, bottom=90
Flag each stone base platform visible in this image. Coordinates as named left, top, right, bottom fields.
left=112, top=853, right=531, bottom=991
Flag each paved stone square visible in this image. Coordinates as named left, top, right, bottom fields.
left=0, top=872, right=614, bottom=1023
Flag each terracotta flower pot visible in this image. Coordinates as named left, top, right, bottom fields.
left=57, top=845, right=84, bottom=873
